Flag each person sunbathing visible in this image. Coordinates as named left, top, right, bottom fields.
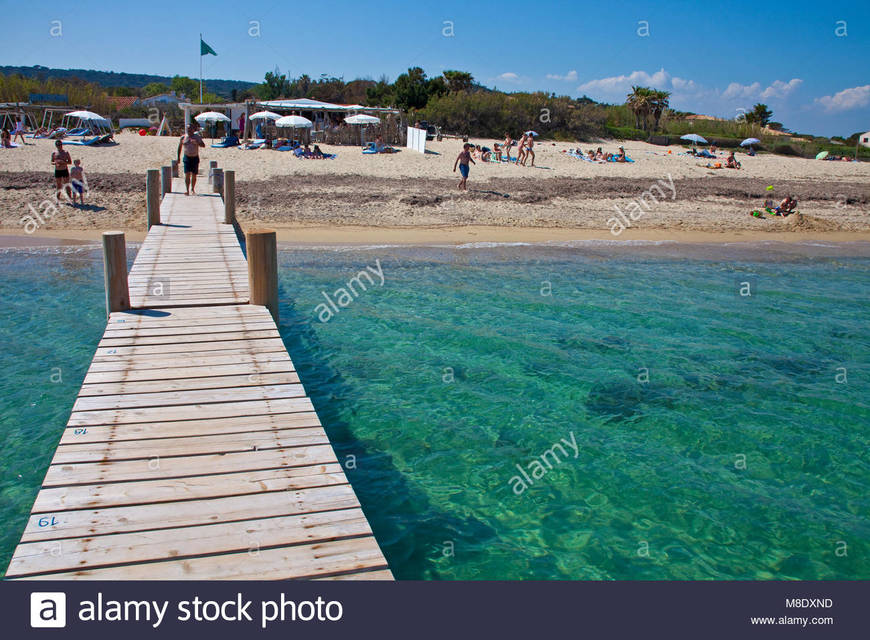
left=614, top=146, right=627, bottom=162
left=776, top=196, right=798, bottom=215
left=726, top=152, right=741, bottom=169
left=312, top=144, right=324, bottom=159
left=480, top=146, right=492, bottom=161
left=595, top=147, right=606, bottom=161
left=587, top=150, right=596, bottom=161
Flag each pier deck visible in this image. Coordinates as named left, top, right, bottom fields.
left=5, top=178, right=392, bottom=580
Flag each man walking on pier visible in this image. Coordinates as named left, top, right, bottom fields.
left=177, top=123, right=205, bottom=195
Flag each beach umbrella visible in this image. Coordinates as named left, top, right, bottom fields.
left=740, top=137, right=760, bottom=147
left=275, top=115, right=313, bottom=128
left=344, top=114, right=380, bottom=125
left=524, top=130, right=539, bottom=136
left=680, top=133, right=708, bottom=144
left=194, top=111, right=231, bottom=123
left=249, top=111, right=281, bottom=121
left=65, top=110, right=110, bottom=123
left=815, top=150, right=829, bottom=160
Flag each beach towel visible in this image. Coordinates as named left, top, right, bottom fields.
left=0, top=142, right=20, bottom=149
left=607, top=156, right=634, bottom=163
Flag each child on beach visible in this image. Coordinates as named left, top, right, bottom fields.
left=69, top=159, right=85, bottom=205
left=453, top=143, right=475, bottom=190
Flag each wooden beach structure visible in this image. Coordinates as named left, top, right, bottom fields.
left=5, top=167, right=392, bottom=580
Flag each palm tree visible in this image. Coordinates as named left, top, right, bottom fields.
left=650, top=90, right=671, bottom=131
left=626, top=86, right=654, bottom=130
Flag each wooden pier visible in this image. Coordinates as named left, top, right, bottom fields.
left=5, top=170, right=392, bottom=580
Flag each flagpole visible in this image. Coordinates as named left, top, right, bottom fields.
left=199, top=33, right=203, bottom=104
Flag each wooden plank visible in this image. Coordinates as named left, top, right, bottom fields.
left=44, top=443, right=337, bottom=486
left=8, top=509, right=375, bottom=577
left=22, top=483, right=359, bottom=542
left=59, top=411, right=323, bottom=444
left=72, top=384, right=308, bottom=412
left=53, top=427, right=329, bottom=464
left=13, top=537, right=390, bottom=580
left=79, top=371, right=299, bottom=396
left=33, top=464, right=346, bottom=512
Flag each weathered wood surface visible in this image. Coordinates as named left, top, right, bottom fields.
left=6, top=176, right=392, bottom=580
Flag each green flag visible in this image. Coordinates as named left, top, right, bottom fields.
left=200, top=38, right=217, bottom=56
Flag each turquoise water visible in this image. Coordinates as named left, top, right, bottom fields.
left=1, top=242, right=868, bottom=579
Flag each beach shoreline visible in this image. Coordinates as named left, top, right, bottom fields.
left=4, top=226, right=870, bottom=248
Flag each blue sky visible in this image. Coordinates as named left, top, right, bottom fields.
left=4, top=0, right=869, bottom=136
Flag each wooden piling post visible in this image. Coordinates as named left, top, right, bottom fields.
left=102, top=231, right=130, bottom=318
left=146, top=169, right=160, bottom=228
left=246, top=229, right=278, bottom=322
left=161, top=165, right=172, bottom=197
left=171, top=159, right=179, bottom=177
left=224, top=170, right=235, bottom=224
left=208, top=160, right=218, bottom=184
left=212, top=168, right=224, bottom=194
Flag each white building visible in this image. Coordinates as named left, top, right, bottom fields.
left=859, top=131, right=870, bottom=148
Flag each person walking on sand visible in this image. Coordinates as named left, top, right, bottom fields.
left=515, top=133, right=527, bottom=166
left=177, top=123, right=205, bottom=195
left=454, top=143, right=475, bottom=190
left=524, top=134, right=535, bottom=167
left=69, top=159, right=86, bottom=206
left=51, top=140, right=73, bottom=203
left=12, top=118, right=27, bottom=145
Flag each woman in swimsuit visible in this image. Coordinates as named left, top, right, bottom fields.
left=524, top=135, right=535, bottom=167
left=51, top=140, right=72, bottom=202
left=515, top=134, right=527, bottom=165
left=502, top=133, right=513, bottom=162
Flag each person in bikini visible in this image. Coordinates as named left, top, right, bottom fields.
left=176, top=123, right=205, bottom=195
left=514, top=133, right=527, bottom=165
left=51, top=140, right=73, bottom=203
left=523, top=134, right=535, bottom=167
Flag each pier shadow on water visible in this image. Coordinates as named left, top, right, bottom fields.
left=275, top=287, right=498, bottom=580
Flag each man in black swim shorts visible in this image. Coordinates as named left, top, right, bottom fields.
left=177, top=123, right=205, bottom=195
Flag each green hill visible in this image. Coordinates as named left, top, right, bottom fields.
left=0, top=65, right=256, bottom=99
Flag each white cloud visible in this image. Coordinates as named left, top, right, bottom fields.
left=546, top=70, right=578, bottom=82
left=814, top=84, right=870, bottom=112
left=577, top=68, right=804, bottom=114
left=760, top=78, right=803, bottom=99
left=495, top=72, right=522, bottom=84
left=577, top=68, right=675, bottom=95
left=722, top=82, right=761, bottom=99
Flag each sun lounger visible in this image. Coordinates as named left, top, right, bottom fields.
left=211, top=136, right=240, bottom=148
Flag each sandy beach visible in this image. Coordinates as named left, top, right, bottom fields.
left=1, top=132, right=868, bottom=245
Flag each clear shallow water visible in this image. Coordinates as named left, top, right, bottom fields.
left=1, top=243, right=868, bottom=579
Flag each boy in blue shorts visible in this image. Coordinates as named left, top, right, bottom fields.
left=453, top=143, right=475, bottom=191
